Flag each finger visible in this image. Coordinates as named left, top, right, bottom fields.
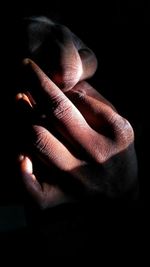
left=15, top=93, right=35, bottom=153
left=66, top=81, right=134, bottom=152
left=31, top=125, right=81, bottom=171
left=15, top=92, right=47, bottom=123
left=23, top=58, right=98, bottom=154
left=49, top=24, right=83, bottom=91
left=16, top=94, right=82, bottom=169
left=15, top=92, right=35, bottom=108
left=26, top=18, right=82, bottom=92
left=66, top=81, right=118, bottom=131
left=18, top=155, right=68, bottom=209
left=15, top=92, right=35, bottom=123
left=71, top=32, right=98, bottom=81
left=67, top=80, right=116, bottom=110
left=79, top=48, right=98, bottom=81
left=23, top=59, right=127, bottom=163
left=18, top=155, right=43, bottom=202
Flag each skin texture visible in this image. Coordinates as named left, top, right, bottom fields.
left=22, top=16, right=98, bottom=91
left=16, top=17, right=138, bottom=209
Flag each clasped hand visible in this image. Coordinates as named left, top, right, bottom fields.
left=16, top=18, right=137, bottom=208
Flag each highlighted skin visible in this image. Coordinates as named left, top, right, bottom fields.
left=16, top=17, right=138, bottom=208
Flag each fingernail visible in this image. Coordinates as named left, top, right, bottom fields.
left=15, top=93, right=24, bottom=101
left=15, top=93, right=33, bottom=108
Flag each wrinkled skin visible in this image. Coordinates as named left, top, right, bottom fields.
left=16, top=16, right=138, bottom=209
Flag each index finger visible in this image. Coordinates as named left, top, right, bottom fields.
left=23, top=58, right=95, bottom=149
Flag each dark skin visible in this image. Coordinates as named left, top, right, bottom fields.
left=16, top=17, right=138, bottom=208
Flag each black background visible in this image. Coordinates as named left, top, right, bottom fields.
left=0, top=0, right=149, bottom=261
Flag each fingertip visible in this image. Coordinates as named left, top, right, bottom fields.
left=18, top=155, right=33, bottom=174
left=22, top=58, right=30, bottom=65
left=15, top=93, right=24, bottom=101
left=15, top=92, right=34, bottom=108
left=18, top=154, right=25, bottom=162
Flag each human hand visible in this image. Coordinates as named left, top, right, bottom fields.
left=23, top=16, right=98, bottom=92
left=17, top=59, right=138, bottom=209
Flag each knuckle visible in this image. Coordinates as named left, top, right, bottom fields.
left=94, top=144, right=112, bottom=164
left=90, top=136, right=113, bottom=164
left=52, top=98, right=73, bottom=121
left=57, top=65, right=82, bottom=91
left=112, top=114, right=134, bottom=146
left=72, top=89, right=86, bottom=101
left=32, top=126, right=50, bottom=154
